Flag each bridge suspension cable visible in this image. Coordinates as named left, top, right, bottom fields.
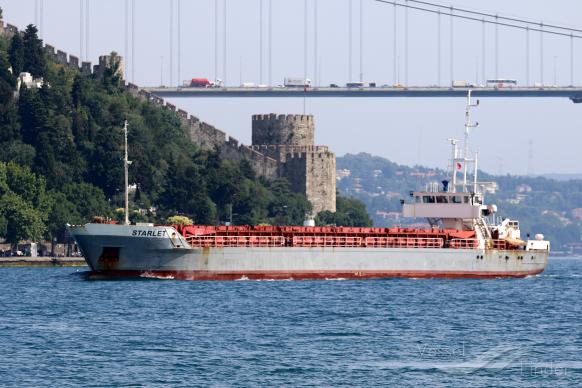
left=374, top=0, right=582, bottom=39
left=406, top=0, right=582, bottom=34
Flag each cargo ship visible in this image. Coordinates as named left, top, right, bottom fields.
left=68, top=92, right=549, bottom=280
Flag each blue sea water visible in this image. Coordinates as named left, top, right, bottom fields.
left=0, top=258, right=581, bottom=387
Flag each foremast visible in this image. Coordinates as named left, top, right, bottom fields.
left=123, top=120, right=132, bottom=226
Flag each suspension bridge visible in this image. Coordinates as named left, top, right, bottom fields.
left=26, top=0, right=582, bottom=101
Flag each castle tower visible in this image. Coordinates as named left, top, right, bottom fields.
left=95, top=54, right=125, bottom=80
left=252, top=114, right=336, bottom=214
left=252, top=114, right=314, bottom=146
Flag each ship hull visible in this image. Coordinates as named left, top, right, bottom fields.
left=70, top=224, right=548, bottom=280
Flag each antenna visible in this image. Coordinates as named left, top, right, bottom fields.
left=123, top=120, right=132, bottom=226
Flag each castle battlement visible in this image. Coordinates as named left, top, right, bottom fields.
left=249, top=145, right=329, bottom=154
left=252, top=114, right=313, bottom=124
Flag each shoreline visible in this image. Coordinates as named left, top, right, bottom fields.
left=0, top=257, right=87, bottom=267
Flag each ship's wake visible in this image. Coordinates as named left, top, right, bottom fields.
left=139, top=271, right=175, bottom=280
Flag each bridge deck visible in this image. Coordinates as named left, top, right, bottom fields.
left=143, top=86, right=582, bottom=101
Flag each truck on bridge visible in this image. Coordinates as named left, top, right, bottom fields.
left=284, top=77, right=311, bottom=88
left=187, top=78, right=222, bottom=88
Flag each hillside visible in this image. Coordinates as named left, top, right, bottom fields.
left=337, top=153, right=582, bottom=252
left=0, top=24, right=335, bottom=247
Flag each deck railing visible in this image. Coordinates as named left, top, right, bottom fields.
left=449, top=239, right=480, bottom=249
left=364, top=237, right=444, bottom=248
left=187, top=235, right=285, bottom=247
left=292, top=236, right=362, bottom=247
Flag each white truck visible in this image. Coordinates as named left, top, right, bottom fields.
left=284, top=77, right=311, bottom=88
left=451, top=80, right=469, bottom=88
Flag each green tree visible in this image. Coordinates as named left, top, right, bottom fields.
left=167, top=215, right=194, bottom=226
left=8, top=33, right=24, bottom=76
left=0, top=163, right=50, bottom=248
left=19, top=87, right=47, bottom=144
left=267, top=179, right=312, bottom=225
left=22, top=24, right=46, bottom=78
left=316, top=196, right=373, bottom=227
left=0, top=52, right=20, bottom=143
left=0, top=192, right=46, bottom=248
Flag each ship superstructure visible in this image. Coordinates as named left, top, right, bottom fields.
left=68, top=94, right=549, bottom=280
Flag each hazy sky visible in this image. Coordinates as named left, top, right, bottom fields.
left=2, top=0, right=582, bottom=174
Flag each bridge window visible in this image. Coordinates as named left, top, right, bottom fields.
left=452, top=196, right=462, bottom=204
left=436, top=196, right=448, bottom=203
left=423, top=196, right=435, bottom=203
left=464, top=196, right=470, bottom=203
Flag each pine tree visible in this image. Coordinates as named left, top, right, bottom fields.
left=8, top=33, right=24, bottom=76
left=22, top=24, right=46, bottom=78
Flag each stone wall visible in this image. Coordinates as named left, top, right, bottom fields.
left=305, top=150, right=336, bottom=213
left=252, top=114, right=314, bottom=146
left=283, top=153, right=308, bottom=194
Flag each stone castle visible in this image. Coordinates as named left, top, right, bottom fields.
left=250, top=114, right=336, bottom=213
left=0, top=20, right=336, bottom=214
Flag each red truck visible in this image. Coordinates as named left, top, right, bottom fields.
left=188, top=78, right=223, bottom=88
left=190, top=78, right=212, bottom=88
